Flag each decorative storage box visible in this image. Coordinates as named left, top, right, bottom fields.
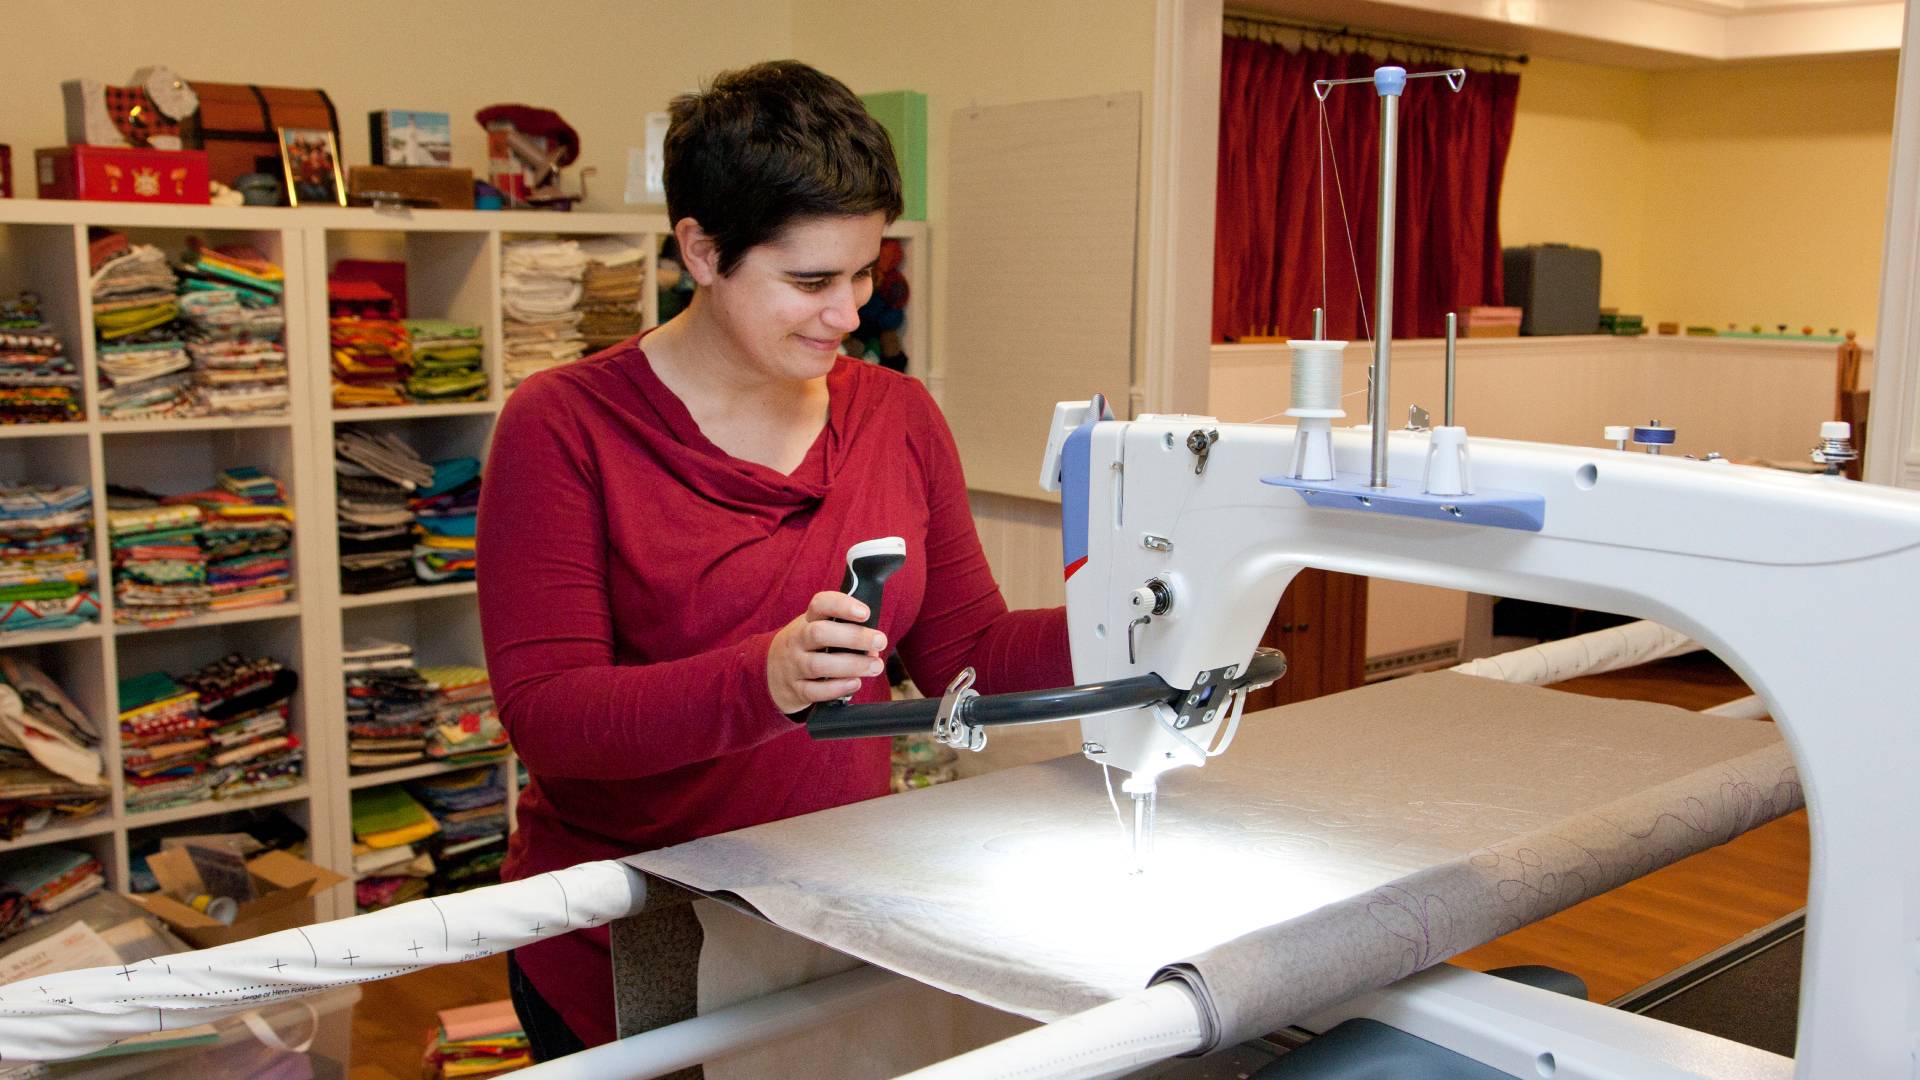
left=189, top=81, right=338, bottom=186
left=35, top=145, right=210, bottom=203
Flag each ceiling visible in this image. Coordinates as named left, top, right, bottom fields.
left=1230, top=0, right=1904, bottom=67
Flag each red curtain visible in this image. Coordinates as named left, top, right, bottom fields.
left=1213, top=37, right=1519, bottom=342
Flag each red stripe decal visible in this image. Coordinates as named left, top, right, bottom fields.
left=1063, top=556, right=1088, bottom=580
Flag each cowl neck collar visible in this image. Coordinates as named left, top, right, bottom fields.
left=613, top=338, right=872, bottom=514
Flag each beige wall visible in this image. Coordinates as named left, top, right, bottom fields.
left=1502, top=52, right=1897, bottom=340
left=1502, top=57, right=1656, bottom=318
left=1641, top=54, right=1897, bottom=340
left=793, top=0, right=1163, bottom=395
left=0, top=1, right=792, bottom=212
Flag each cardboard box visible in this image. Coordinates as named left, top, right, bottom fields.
left=127, top=847, right=342, bottom=948
left=36, top=145, right=210, bottom=203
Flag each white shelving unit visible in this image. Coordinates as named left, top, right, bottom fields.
left=0, top=202, right=929, bottom=920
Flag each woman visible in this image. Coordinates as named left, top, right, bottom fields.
left=476, top=60, right=1073, bottom=1061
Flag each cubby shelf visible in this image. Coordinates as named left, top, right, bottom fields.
left=0, top=201, right=929, bottom=920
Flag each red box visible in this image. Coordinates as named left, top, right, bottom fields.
left=35, top=145, right=210, bottom=204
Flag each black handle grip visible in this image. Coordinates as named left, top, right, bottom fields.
left=830, top=537, right=906, bottom=654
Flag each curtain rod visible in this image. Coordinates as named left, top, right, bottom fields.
left=1224, top=12, right=1529, bottom=66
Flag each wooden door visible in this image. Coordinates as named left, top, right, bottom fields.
left=1242, top=569, right=1368, bottom=711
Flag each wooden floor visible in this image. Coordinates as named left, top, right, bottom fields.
left=347, top=653, right=1808, bottom=1075
left=349, top=952, right=509, bottom=1080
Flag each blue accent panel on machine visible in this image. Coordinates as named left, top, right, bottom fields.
left=1060, top=419, right=1096, bottom=577
left=1260, top=473, right=1546, bottom=532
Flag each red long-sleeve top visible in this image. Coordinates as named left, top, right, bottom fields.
left=476, top=342, right=1072, bottom=1047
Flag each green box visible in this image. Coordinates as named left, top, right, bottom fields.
left=861, top=90, right=927, bottom=221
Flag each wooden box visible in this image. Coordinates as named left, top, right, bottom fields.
left=347, top=165, right=474, bottom=210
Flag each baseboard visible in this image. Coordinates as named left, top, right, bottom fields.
left=1365, top=640, right=1463, bottom=680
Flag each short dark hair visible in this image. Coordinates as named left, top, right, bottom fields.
left=665, top=60, right=904, bottom=276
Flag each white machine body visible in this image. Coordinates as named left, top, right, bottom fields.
left=1052, top=408, right=1920, bottom=1076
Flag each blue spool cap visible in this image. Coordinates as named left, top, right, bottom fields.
left=1374, top=66, right=1408, bottom=97
left=1631, top=425, right=1677, bottom=445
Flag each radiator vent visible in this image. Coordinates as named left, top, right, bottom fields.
left=1365, top=641, right=1462, bottom=680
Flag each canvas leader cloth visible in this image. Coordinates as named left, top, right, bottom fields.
left=627, top=672, right=1798, bottom=1036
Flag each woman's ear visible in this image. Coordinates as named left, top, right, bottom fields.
left=675, top=218, right=723, bottom=287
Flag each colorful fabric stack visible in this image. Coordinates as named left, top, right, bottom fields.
left=336, top=427, right=434, bottom=594
left=345, top=647, right=437, bottom=770
left=410, top=766, right=508, bottom=895
left=0, top=847, right=105, bottom=941
left=176, top=243, right=288, bottom=416
left=166, top=467, right=295, bottom=613
left=330, top=282, right=412, bottom=403
left=422, top=1001, right=531, bottom=1079
left=576, top=237, right=645, bottom=350
left=404, top=319, right=487, bottom=403
left=118, top=671, right=213, bottom=812
left=411, top=457, right=479, bottom=584
left=0, top=293, right=81, bottom=424
left=352, top=783, right=440, bottom=912
left=180, top=653, right=302, bottom=800
left=91, top=234, right=192, bottom=419
left=0, top=482, right=99, bottom=636
left=0, top=656, right=107, bottom=839
left=107, top=496, right=207, bottom=626
left=500, top=239, right=588, bottom=386
left=417, top=665, right=505, bottom=764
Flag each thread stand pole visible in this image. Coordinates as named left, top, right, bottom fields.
left=1444, top=311, right=1458, bottom=427
left=1369, top=77, right=1400, bottom=489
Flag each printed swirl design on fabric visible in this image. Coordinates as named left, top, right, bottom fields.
left=1367, top=884, right=1454, bottom=976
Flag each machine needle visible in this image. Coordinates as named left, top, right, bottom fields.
left=1130, top=791, right=1156, bottom=873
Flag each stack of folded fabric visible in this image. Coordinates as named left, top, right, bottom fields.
left=411, top=457, right=479, bottom=584
left=500, top=238, right=588, bottom=386
left=0, top=482, right=99, bottom=636
left=403, top=319, right=487, bottom=404
left=352, top=783, right=440, bottom=912
left=0, top=655, right=108, bottom=839
left=0, top=293, right=82, bottom=425
left=166, top=467, right=295, bottom=613
left=331, top=309, right=412, bottom=409
left=422, top=1001, right=532, bottom=1079
left=336, top=427, right=434, bottom=593
left=106, top=494, right=206, bottom=626
left=417, top=665, right=505, bottom=765
left=0, top=846, right=105, bottom=940
left=576, top=237, right=645, bottom=350
left=346, top=662, right=438, bottom=770
left=344, top=636, right=415, bottom=674
left=118, top=671, right=214, bottom=812
left=176, top=276, right=288, bottom=417
left=181, top=653, right=302, bottom=800
left=410, top=766, right=508, bottom=895
left=91, top=235, right=193, bottom=419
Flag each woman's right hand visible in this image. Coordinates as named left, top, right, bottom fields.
left=767, top=591, right=888, bottom=715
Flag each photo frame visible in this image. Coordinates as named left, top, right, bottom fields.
left=277, top=127, right=345, bottom=207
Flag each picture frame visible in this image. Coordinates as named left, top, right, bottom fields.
left=277, top=126, right=346, bottom=207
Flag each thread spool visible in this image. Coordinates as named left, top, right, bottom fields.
left=187, top=893, right=238, bottom=925
left=1286, top=339, right=1347, bottom=481
left=1286, top=339, right=1348, bottom=418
